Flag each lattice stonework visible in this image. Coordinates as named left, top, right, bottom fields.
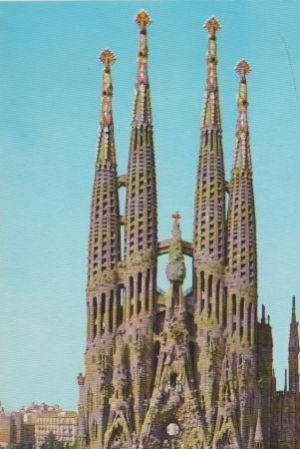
left=88, top=50, right=120, bottom=285
left=226, top=61, right=257, bottom=290
left=124, top=11, right=157, bottom=260
left=193, top=18, right=225, bottom=269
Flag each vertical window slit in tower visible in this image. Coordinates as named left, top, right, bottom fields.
left=204, top=130, right=209, bottom=147
left=200, top=271, right=205, bottom=312
left=109, top=291, right=113, bottom=333
left=208, top=274, right=213, bottom=298
left=216, top=280, right=220, bottom=323
left=240, top=297, right=245, bottom=320
left=129, top=277, right=134, bottom=317
left=232, top=294, right=236, bottom=315
left=145, top=269, right=150, bottom=312
left=201, top=271, right=205, bottom=292
left=137, top=272, right=142, bottom=314
left=92, top=297, right=97, bottom=340
left=117, top=285, right=124, bottom=327
left=100, top=293, right=106, bottom=335
left=208, top=274, right=213, bottom=317
left=248, top=302, right=252, bottom=343
left=223, top=287, right=227, bottom=327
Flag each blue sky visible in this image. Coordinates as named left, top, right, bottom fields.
left=1, top=1, right=300, bottom=411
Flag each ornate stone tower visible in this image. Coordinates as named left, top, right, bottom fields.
left=193, top=17, right=226, bottom=439
left=77, top=11, right=300, bottom=449
left=77, top=48, right=121, bottom=449
left=220, top=60, right=258, bottom=449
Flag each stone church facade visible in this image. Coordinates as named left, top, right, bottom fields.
left=77, top=11, right=300, bottom=449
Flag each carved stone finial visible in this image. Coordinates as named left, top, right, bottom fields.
left=203, top=17, right=221, bottom=37
left=99, top=49, right=116, bottom=68
left=135, top=10, right=152, bottom=30
left=172, top=211, right=181, bottom=223
left=235, top=59, right=251, bottom=79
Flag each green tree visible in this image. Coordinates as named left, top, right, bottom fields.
left=41, top=432, right=63, bottom=449
left=8, top=443, right=26, bottom=449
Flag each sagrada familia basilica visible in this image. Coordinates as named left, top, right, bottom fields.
left=77, top=11, right=300, bottom=449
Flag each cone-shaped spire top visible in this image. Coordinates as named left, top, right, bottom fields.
left=87, top=49, right=120, bottom=288
left=97, top=49, right=117, bottom=164
left=226, top=61, right=257, bottom=292
left=193, top=16, right=226, bottom=277
left=202, top=17, right=222, bottom=128
left=289, top=296, right=300, bottom=392
left=233, top=60, right=252, bottom=170
left=132, top=10, right=152, bottom=124
left=124, top=10, right=157, bottom=314
left=204, top=16, right=221, bottom=36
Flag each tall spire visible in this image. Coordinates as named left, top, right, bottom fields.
left=98, top=49, right=117, bottom=164
left=79, top=50, right=122, bottom=449
left=86, top=49, right=121, bottom=334
left=233, top=60, right=252, bottom=170
left=193, top=17, right=226, bottom=322
left=225, top=61, right=257, bottom=346
left=124, top=10, right=157, bottom=317
left=202, top=17, right=222, bottom=128
left=226, top=60, right=256, bottom=288
left=289, top=296, right=299, bottom=392
left=132, top=10, right=152, bottom=124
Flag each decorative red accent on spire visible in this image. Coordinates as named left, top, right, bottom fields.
left=99, top=48, right=116, bottom=67
left=86, top=48, right=120, bottom=287
left=233, top=59, right=252, bottom=170
left=201, top=17, right=222, bottom=126
left=134, top=10, right=151, bottom=89
left=124, top=10, right=157, bottom=309
left=203, top=16, right=221, bottom=37
left=193, top=16, right=225, bottom=273
left=135, top=10, right=152, bottom=30
left=98, top=49, right=116, bottom=129
left=226, top=61, right=256, bottom=295
left=235, top=59, right=251, bottom=79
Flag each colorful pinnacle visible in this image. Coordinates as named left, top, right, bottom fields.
left=135, top=10, right=152, bottom=30
left=235, top=59, right=251, bottom=79
left=203, top=16, right=221, bottom=36
left=172, top=211, right=181, bottom=223
left=99, top=49, right=116, bottom=68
